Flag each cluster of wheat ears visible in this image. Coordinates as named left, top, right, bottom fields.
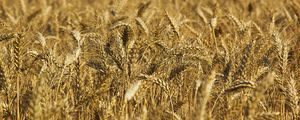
left=0, top=0, right=299, bottom=120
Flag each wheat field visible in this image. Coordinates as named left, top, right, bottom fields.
left=0, top=0, right=299, bottom=120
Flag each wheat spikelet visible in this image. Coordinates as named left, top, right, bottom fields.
left=164, top=10, right=180, bottom=38
left=269, top=15, right=276, bottom=34
left=137, top=1, right=151, bottom=17
left=121, top=25, right=133, bottom=49
left=252, top=21, right=264, bottom=36
left=145, top=62, right=160, bottom=75
left=196, top=7, right=208, bottom=24
left=165, top=110, right=182, bottom=120
left=104, top=38, right=124, bottom=71
left=139, top=74, right=170, bottom=95
left=272, top=31, right=290, bottom=74
left=110, top=16, right=129, bottom=25
left=168, top=64, right=188, bottom=80
left=0, top=33, right=18, bottom=42
left=27, top=9, right=41, bottom=21
left=0, top=64, right=6, bottom=91
left=225, top=80, right=256, bottom=94
left=232, top=41, right=255, bottom=81
left=99, top=76, right=114, bottom=93
left=284, top=74, right=298, bottom=119
left=19, top=0, right=27, bottom=15
left=86, top=60, right=108, bottom=74
left=110, top=22, right=131, bottom=31
left=71, top=30, right=82, bottom=46
left=184, top=24, right=200, bottom=36
left=83, top=32, right=101, bottom=39
left=110, top=23, right=134, bottom=49
left=252, top=67, right=269, bottom=81
left=227, top=14, right=245, bottom=31
left=36, top=32, right=46, bottom=47
left=136, top=17, right=149, bottom=35
left=254, top=112, right=280, bottom=120
left=13, top=35, right=22, bottom=120
left=4, top=11, right=18, bottom=24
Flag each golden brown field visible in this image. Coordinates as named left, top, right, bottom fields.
left=0, top=0, right=300, bottom=119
